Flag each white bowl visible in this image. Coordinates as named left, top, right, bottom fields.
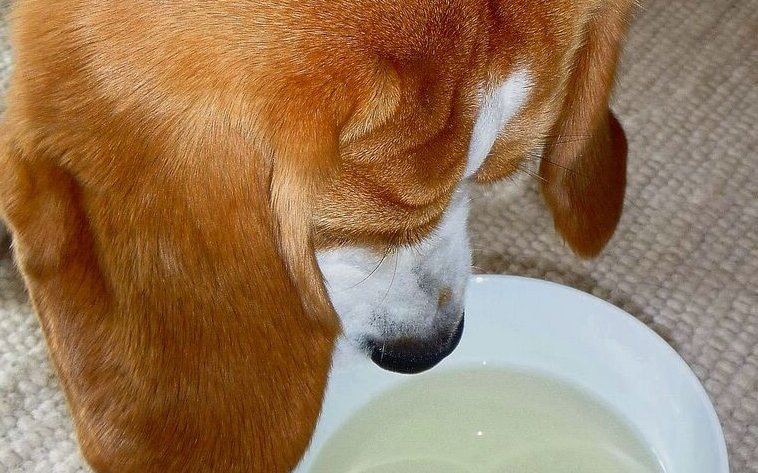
left=294, top=275, right=729, bottom=473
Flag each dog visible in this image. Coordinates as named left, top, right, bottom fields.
left=0, top=0, right=633, bottom=471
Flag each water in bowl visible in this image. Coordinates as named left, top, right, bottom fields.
left=309, top=368, right=664, bottom=473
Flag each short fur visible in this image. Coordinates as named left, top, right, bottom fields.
left=0, top=0, right=635, bottom=471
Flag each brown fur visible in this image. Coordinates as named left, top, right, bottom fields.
left=0, top=0, right=635, bottom=471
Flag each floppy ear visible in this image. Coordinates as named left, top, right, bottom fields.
left=0, top=113, right=339, bottom=472
left=539, top=2, right=634, bottom=258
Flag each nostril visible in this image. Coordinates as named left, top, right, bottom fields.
left=367, top=315, right=465, bottom=375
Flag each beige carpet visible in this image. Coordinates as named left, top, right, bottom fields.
left=0, top=0, right=756, bottom=472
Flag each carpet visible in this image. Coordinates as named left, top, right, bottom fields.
left=0, top=0, right=756, bottom=472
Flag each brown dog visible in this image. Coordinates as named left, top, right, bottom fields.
left=0, top=0, right=633, bottom=471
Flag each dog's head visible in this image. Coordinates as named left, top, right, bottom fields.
left=313, top=2, right=631, bottom=373
left=0, top=0, right=633, bottom=471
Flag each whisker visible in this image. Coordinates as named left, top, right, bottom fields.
left=346, top=245, right=393, bottom=289
left=537, top=157, right=586, bottom=177
left=517, top=164, right=548, bottom=183
left=379, top=251, right=399, bottom=305
left=471, top=264, right=487, bottom=274
left=521, top=155, right=587, bottom=179
left=546, top=137, right=594, bottom=146
left=542, top=133, right=592, bottom=140
left=521, top=155, right=644, bottom=211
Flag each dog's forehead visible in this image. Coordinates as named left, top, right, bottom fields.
left=313, top=65, right=535, bottom=249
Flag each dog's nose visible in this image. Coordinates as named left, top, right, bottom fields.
left=368, top=314, right=465, bottom=374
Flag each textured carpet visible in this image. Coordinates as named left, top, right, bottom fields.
left=0, top=0, right=756, bottom=472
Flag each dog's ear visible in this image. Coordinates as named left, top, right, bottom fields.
left=539, top=2, right=635, bottom=258
left=0, top=109, right=339, bottom=472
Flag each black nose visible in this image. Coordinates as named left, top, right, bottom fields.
left=368, top=315, right=465, bottom=374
